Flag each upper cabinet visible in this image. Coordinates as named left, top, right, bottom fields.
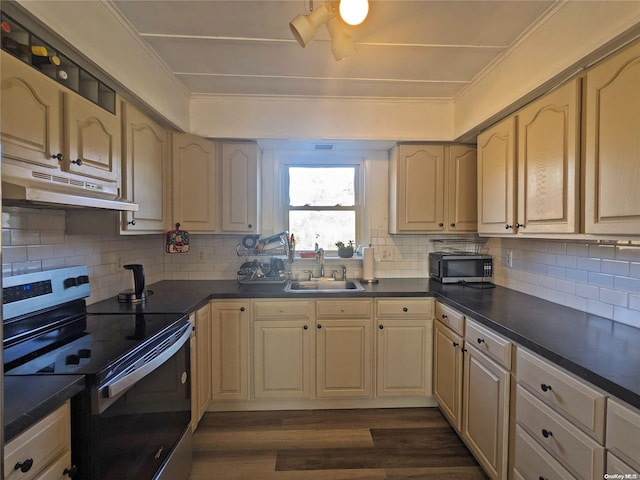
left=584, top=40, right=640, bottom=235
left=390, top=143, right=477, bottom=234
left=63, top=92, right=120, bottom=184
left=1, top=51, right=63, bottom=169
left=477, top=117, right=517, bottom=235
left=172, top=132, right=218, bottom=233
left=121, top=102, right=170, bottom=233
left=220, top=141, right=260, bottom=234
left=478, top=78, right=581, bottom=236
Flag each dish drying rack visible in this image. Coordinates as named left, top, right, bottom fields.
left=236, top=231, right=290, bottom=257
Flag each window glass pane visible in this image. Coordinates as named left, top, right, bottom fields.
left=289, top=167, right=355, bottom=206
left=289, top=211, right=355, bottom=251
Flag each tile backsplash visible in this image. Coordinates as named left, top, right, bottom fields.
left=2, top=206, right=639, bottom=328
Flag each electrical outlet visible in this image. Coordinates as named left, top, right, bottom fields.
left=198, top=250, right=206, bottom=262
left=380, top=247, right=394, bottom=262
left=116, top=255, right=123, bottom=269
left=506, top=249, right=513, bottom=268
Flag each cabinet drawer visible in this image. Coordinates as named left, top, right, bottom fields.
left=375, top=298, right=433, bottom=318
left=514, top=424, right=578, bottom=480
left=464, top=318, right=512, bottom=369
left=434, top=301, right=464, bottom=335
left=316, top=299, right=371, bottom=318
left=4, top=402, right=71, bottom=480
left=36, top=451, right=72, bottom=480
left=253, top=300, right=313, bottom=319
left=607, top=398, right=640, bottom=471
left=516, top=348, right=606, bottom=442
left=516, top=386, right=604, bottom=480
left=607, top=451, right=640, bottom=476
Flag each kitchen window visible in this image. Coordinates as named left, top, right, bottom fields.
left=285, top=164, right=361, bottom=252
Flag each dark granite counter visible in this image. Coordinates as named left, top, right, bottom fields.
left=9, top=277, right=640, bottom=442
left=4, top=375, right=85, bottom=442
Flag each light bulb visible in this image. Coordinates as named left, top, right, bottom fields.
left=339, top=0, right=369, bottom=26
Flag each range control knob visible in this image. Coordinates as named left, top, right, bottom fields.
left=66, top=354, right=80, bottom=365
left=63, top=277, right=78, bottom=288
left=78, top=349, right=91, bottom=359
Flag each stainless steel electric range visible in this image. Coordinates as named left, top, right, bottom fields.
left=3, top=266, right=193, bottom=480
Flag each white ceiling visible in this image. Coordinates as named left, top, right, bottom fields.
left=110, top=0, right=556, bottom=100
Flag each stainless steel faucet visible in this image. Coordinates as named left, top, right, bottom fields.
left=315, top=247, right=325, bottom=278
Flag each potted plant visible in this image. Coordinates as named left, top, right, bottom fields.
left=335, top=240, right=354, bottom=258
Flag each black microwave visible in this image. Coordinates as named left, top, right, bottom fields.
left=429, top=252, right=493, bottom=283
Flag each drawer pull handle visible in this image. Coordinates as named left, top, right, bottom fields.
left=539, top=477, right=548, bottom=480
left=541, top=428, right=553, bottom=438
left=403, top=307, right=408, bottom=312
left=461, top=348, right=467, bottom=353
left=64, top=465, right=78, bottom=478
left=477, top=338, right=485, bottom=344
left=15, top=458, right=34, bottom=473
left=540, top=383, right=552, bottom=392
left=453, top=342, right=459, bottom=347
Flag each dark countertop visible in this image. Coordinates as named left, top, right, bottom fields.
left=8, top=277, right=640, bottom=442
left=4, top=375, right=85, bottom=442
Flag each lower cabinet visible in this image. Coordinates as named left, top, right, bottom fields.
left=4, top=402, right=75, bottom=480
left=191, top=304, right=212, bottom=430
left=433, top=318, right=464, bottom=431
left=211, top=300, right=250, bottom=401
left=606, top=398, right=640, bottom=474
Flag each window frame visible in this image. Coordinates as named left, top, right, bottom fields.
left=283, top=160, right=363, bottom=253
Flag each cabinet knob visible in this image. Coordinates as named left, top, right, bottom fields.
left=505, top=224, right=512, bottom=230
left=317, top=323, right=322, bottom=329
left=450, top=223, right=456, bottom=228
left=128, top=220, right=136, bottom=226
left=515, top=222, right=524, bottom=228
left=403, top=307, right=408, bottom=312
left=539, top=477, right=549, bottom=480
left=439, top=223, right=444, bottom=227
left=477, top=338, right=485, bottom=344
left=461, top=348, right=467, bottom=353
left=240, top=307, right=245, bottom=312
left=303, top=325, right=308, bottom=330
left=15, top=458, right=34, bottom=473
left=379, top=324, right=384, bottom=330
left=453, top=342, right=459, bottom=347
left=51, top=153, right=64, bottom=161
left=441, top=314, right=448, bottom=319
left=540, top=383, right=552, bottom=392
left=71, top=158, right=83, bottom=166
left=63, top=465, right=78, bottom=478
left=248, top=224, right=252, bottom=228
left=541, top=429, right=553, bottom=438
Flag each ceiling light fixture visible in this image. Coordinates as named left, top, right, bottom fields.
left=289, top=1, right=360, bottom=61
left=338, top=0, right=369, bottom=26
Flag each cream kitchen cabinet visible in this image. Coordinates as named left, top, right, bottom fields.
left=389, top=144, right=477, bottom=233
left=120, top=102, right=170, bottom=233
left=63, top=91, right=121, bottom=184
left=190, top=304, right=212, bottom=430
left=172, top=132, right=218, bottom=232
left=462, top=318, right=512, bottom=480
left=477, top=116, right=517, bottom=235
left=375, top=298, right=433, bottom=397
left=606, top=398, right=640, bottom=473
left=315, top=300, right=373, bottom=398
left=252, top=300, right=314, bottom=399
left=433, top=301, right=465, bottom=432
left=478, top=78, right=581, bottom=235
left=220, top=141, right=260, bottom=234
left=584, top=39, right=640, bottom=234
left=4, top=402, right=75, bottom=480
left=211, top=300, right=250, bottom=401
left=1, top=51, right=63, bottom=170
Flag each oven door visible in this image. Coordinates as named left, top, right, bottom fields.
left=73, top=323, right=192, bottom=480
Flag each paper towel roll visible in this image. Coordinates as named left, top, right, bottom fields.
left=362, top=247, right=375, bottom=280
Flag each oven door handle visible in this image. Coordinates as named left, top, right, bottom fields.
left=103, top=323, right=191, bottom=400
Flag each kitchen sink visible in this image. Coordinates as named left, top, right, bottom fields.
left=285, top=279, right=365, bottom=293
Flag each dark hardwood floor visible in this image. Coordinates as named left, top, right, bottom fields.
left=190, top=408, right=488, bottom=479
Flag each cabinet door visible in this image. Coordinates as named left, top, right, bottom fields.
left=462, top=345, right=510, bottom=480
left=316, top=319, right=372, bottom=398
left=376, top=318, right=432, bottom=397
left=433, top=320, right=464, bottom=432
left=477, top=116, right=517, bottom=235
left=1, top=51, right=63, bottom=169
left=585, top=40, right=640, bottom=234
left=446, top=145, right=477, bottom=232
left=254, top=320, right=312, bottom=399
left=390, top=144, right=445, bottom=232
left=121, top=102, right=169, bottom=233
left=517, top=79, right=581, bottom=233
left=221, top=142, right=259, bottom=233
left=63, top=92, right=120, bottom=183
left=211, top=301, right=249, bottom=400
left=172, top=132, right=218, bottom=232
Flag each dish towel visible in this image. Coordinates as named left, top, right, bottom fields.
left=166, top=223, right=190, bottom=253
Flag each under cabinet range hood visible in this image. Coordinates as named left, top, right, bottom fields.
left=2, top=162, right=138, bottom=211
